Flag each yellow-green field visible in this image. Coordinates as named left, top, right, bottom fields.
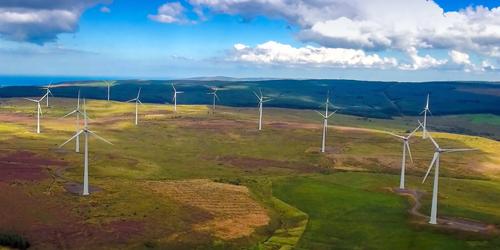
left=0, top=97, right=499, bottom=249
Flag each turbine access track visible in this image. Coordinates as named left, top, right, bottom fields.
left=393, top=188, right=498, bottom=234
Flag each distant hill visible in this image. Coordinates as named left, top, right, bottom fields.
left=1, top=79, right=499, bottom=118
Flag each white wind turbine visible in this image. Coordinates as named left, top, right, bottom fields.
left=59, top=99, right=112, bottom=196
left=42, top=82, right=53, bottom=107
left=207, top=87, right=220, bottom=114
left=387, top=123, right=422, bottom=190
left=420, top=121, right=477, bottom=224
left=105, top=81, right=112, bottom=102
left=420, top=94, right=432, bottom=139
left=171, top=83, right=183, bottom=112
left=62, top=90, right=83, bottom=152
left=253, top=89, right=272, bottom=131
left=25, top=92, right=49, bottom=134
left=315, top=93, right=337, bottom=153
left=127, top=88, right=143, bottom=125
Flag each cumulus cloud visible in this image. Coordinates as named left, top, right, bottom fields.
left=0, top=0, right=109, bottom=44
left=149, top=2, right=190, bottom=24
left=400, top=47, right=448, bottom=70
left=231, top=41, right=398, bottom=68
left=187, top=0, right=500, bottom=61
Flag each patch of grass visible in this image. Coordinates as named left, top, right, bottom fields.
left=273, top=173, right=500, bottom=249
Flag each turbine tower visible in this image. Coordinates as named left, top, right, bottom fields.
left=420, top=123, right=476, bottom=224
left=59, top=99, right=112, bottom=196
left=62, top=90, right=83, bottom=152
left=253, top=89, right=272, bottom=131
left=42, top=82, right=53, bottom=107
left=207, top=87, right=220, bottom=114
left=315, top=93, right=337, bottom=153
left=420, top=94, right=432, bottom=139
left=388, top=123, right=421, bottom=189
left=105, top=81, right=112, bottom=102
left=171, top=84, right=183, bottom=112
left=127, top=88, right=143, bottom=125
left=25, top=92, right=48, bottom=134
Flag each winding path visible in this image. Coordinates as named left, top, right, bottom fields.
left=394, top=188, right=497, bottom=234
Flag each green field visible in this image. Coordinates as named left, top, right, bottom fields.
left=0, top=97, right=499, bottom=249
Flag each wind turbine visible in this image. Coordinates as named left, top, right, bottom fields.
left=127, top=88, right=143, bottom=125
left=59, top=99, right=112, bottom=196
left=420, top=122, right=476, bottom=224
left=420, top=94, right=432, bottom=139
left=387, top=123, right=422, bottom=189
left=207, top=87, right=220, bottom=114
left=62, top=90, right=83, bottom=152
left=253, top=89, right=272, bottom=131
left=171, top=84, right=183, bottom=112
left=25, top=92, right=48, bottom=134
left=105, top=81, right=112, bottom=102
left=315, top=93, right=337, bottom=153
left=42, top=82, right=53, bottom=107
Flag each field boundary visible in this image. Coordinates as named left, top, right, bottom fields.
left=260, top=196, right=308, bottom=250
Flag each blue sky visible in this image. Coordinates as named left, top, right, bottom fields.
left=0, top=0, right=498, bottom=81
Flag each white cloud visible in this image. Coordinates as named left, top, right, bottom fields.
left=0, top=0, right=109, bottom=44
left=187, top=0, right=500, bottom=60
left=100, top=6, right=111, bottom=13
left=400, top=47, right=448, bottom=70
left=149, top=2, right=190, bottom=24
left=231, top=41, right=398, bottom=68
left=449, top=50, right=472, bottom=65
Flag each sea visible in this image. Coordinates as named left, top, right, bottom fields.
left=0, top=75, right=114, bottom=87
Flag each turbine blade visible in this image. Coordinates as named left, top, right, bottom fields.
left=327, top=110, right=338, bottom=118
left=262, top=99, right=272, bottom=103
left=171, top=83, right=176, bottom=91
left=406, top=142, right=414, bottom=163
left=24, top=98, right=38, bottom=102
left=137, top=99, right=143, bottom=105
left=137, top=88, right=141, bottom=98
left=407, top=123, right=422, bottom=139
left=422, top=153, right=438, bottom=183
left=59, top=130, right=84, bottom=148
left=253, top=91, right=260, bottom=99
left=87, top=130, right=113, bottom=145
left=126, top=98, right=137, bottom=103
left=177, top=91, right=184, bottom=94
left=427, top=133, right=439, bottom=149
left=442, top=148, right=478, bottom=153
left=315, top=110, right=326, bottom=118
left=387, top=132, right=405, bottom=140
left=62, top=109, right=77, bottom=118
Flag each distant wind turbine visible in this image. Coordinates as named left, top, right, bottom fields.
left=42, top=82, right=53, bottom=107
left=253, top=89, right=272, bottom=131
left=207, top=87, right=220, bottom=114
left=387, top=123, right=421, bottom=189
left=105, top=81, right=112, bottom=102
left=420, top=94, right=432, bottom=139
left=420, top=121, right=477, bottom=224
left=171, top=83, right=183, bottom=112
left=25, top=92, right=49, bottom=134
left=62, top=90, right=84, bottom=152
left=315, top=92, right=337, bottom=153
left=59, top=99, right=112, bottom=196
left=127, top=88, right=143, bottom=125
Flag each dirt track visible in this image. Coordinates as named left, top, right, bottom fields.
left=394, top=188, right=497, bottom=234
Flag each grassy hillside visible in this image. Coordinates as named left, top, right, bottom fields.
left=0, top=97, right=499, bottom=249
